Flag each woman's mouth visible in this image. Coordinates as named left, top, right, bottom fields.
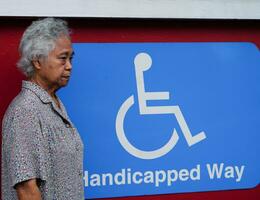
left=62, top=75, right=70, bottom=80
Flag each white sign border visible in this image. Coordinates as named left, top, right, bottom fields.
left=1, top=0, right=260, bottom=19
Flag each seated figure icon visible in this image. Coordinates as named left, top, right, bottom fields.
left=116, top=52, right=206, bottom=160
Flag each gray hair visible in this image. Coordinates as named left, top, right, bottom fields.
left=17, top=18, right=71, bottom=77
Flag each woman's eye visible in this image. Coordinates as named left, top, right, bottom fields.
left=59, top=57, right=66, bottom=60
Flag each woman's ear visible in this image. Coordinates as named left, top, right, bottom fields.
left=32, top=59, right=41, bottom=70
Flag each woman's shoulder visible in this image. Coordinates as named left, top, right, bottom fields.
left=4, top=89, right=41, bottom=120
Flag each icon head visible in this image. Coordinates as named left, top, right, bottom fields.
left=134, top=52, right=152, bottom=71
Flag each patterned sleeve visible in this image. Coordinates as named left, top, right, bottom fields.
left=5, top=106, right=48, bottom=187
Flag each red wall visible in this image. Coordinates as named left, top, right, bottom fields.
left=1, top=17, right=259, bottom=199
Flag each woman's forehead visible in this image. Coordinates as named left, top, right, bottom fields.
left=52, top=36, right=73, bottom=55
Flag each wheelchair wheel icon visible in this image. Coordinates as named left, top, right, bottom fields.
left=116, top=53, right=206, bottom=160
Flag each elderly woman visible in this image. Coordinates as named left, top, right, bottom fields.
left=2, top=18, right=84, bottom=200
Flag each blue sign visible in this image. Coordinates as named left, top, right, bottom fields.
left=59, top=42, right=260, bottom=199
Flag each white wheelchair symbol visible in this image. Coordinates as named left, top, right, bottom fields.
left=116, top=52, right=206, bottom=160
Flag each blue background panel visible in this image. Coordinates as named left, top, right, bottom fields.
left=59, top=43, right=260, bottom=199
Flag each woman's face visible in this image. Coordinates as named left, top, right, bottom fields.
left=35, top=35, right=74, bottom=91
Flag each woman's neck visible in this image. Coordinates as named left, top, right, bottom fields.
left=29, top=77, right=60, bottom=108
left=29, top=76, right=56, bottom=97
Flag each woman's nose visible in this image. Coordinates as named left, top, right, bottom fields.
left=65, top=59, right=72, bottom=70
